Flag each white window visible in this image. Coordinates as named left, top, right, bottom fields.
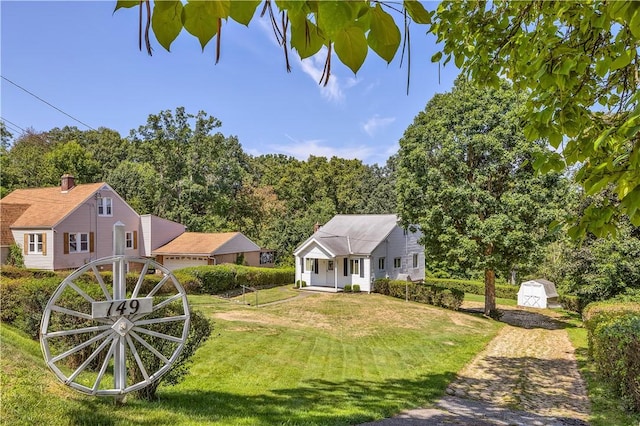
left=378, top=257, right=385, bottom=270
left=125, top=232, right=133, bottom=249
left=98, top=197, right=112, bottom=216
left=350, top=259, right=359, bottom=275
left=305, top=258, right=318, bottom=273
left=413, top=254, right=419, bottom=268
left=28, top=233, right=44, bottom=254
left=69, top=233, right=89, bottom=253
left=394, top=257, right=401, bottom=268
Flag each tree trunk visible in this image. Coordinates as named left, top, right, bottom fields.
left=484, top=268, right=496, bottom=316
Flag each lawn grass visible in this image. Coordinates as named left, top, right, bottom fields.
left=2, top=292, right=503, bottom=425
left=230, top=285, right=301, bottom=306
left=562, top=311, right=640, bottom=426
left=464, top=293, right=517, bottom=307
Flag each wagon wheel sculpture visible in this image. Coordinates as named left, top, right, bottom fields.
left=40, top=255, right=190, bottom=396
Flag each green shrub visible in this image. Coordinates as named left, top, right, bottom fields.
left=423, top=277, right=518, bottom=299
left=0, top=276, right=60, bottom=338
left=301, top=280, right=307, bottom=288
left=558, top=293, right=586, bottom=313
left=583, top=301, right=640, bottom=355
left=6, top=243, right=24, bottom=267
left=373, top=279, right=464, bottom=311
left=176, top=265, right=295, bottom=295
left=131, top=307, right=212, bottom=401
left=590, top=313, right=640, bottom=412
left=352, top=284, right=360, bottom=293
left=344, top=284, right=352, bottom=292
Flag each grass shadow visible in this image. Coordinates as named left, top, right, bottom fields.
left=151, top=373, right=457, bottom=425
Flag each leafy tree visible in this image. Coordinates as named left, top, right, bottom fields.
left=430, top=1, right=640, bottom=238
left=116, top=1, right=639, bottom=237
left=2, top=130, right=55, bottom=189
left=397, top=78, right=566, bottom=316
left=44, top=141, right=102, bottom=184
left=107, top=160, right=162, bottom=214
left=47, top=126, right=128, bottom=178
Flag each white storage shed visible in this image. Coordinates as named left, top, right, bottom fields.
left=517, top=279, right=559, bottom=308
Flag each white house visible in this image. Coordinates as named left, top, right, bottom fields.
left=517, top=279, right=559, bottom=308
left=293, top=214, right=425, bottom=293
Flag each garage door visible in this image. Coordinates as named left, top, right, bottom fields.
left=162, top=256, right=208, bottom=271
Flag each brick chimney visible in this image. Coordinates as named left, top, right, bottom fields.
left=61, top=174, right=76, bottom=191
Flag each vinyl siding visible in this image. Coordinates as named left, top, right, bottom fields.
left=13, top=229, right=54, bottom=269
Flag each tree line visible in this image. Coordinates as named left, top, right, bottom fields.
left=2, top=79, right=638, bottom=313
left=0, top=107, right=395, bottom=268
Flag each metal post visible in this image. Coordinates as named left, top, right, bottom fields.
left=113, top=222, right=126, bottom=402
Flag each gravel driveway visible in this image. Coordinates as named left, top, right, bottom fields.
left=362, top=304, right=590, bottom=426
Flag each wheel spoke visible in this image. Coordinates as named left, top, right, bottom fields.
left=132, top=326, right=183, bottom=343
left=50, top=305, right=94, bottom=321
left=51, top=329, right=113, bottom=363
left=146, top=274, right=170, bottom=298
left=44, top=324, right=112, bottom=338
left=66, top=280, right=96, bottom=304
left=91, top=265, right=112, bottom=301
left=129, top=330, right=170, bottom=364
left=67, top=334, right=115, bottom=383
left=126, top=334, right=149, bottom=381
left=135, top=315, right=188, bottom=326
left=131, top=261, right=149, bottom=298
left=92, top=338, right=117, bottom=394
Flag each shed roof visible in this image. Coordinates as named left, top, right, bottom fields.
left=296, top=214, right=399, bottom=256
left=521, top=279, right=559, bottom=298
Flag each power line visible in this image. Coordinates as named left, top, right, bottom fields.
left=1, top=75, right=95, bottom=130
left=0, top=116, right=25, bottom=133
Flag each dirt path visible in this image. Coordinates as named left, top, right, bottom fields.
left=363, top=304, right=590, bottom=425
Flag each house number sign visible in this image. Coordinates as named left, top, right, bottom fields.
left=40, top=222, right=190, bottom=398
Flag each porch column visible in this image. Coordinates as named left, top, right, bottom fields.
left=334, top=258, right=338, bottom=291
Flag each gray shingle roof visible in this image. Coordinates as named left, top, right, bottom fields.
left=299, top=214, right=399, bottom=256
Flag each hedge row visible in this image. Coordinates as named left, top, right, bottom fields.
left=374, top=279, right=464, bottom=311
left=583, top=301, right=640, bottom=412
left=422, top=277, right=519, bottom=300
left=176, top=265, right=295, bottom=295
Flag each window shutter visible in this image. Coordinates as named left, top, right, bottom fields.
left=360, top=258, right=364, bottom=278
left=24, top=234, right=28, bottom=255
left=90, top=232, right=95, bottom=253
left=63, top=233, right=69, bottom=254
left=133, top=231, right=138, bottom=250
left=343, top=258, right=348, bottom=276
left=42, top=233, right=47, bottom=256
left=314, top=259, right=318, bottom=274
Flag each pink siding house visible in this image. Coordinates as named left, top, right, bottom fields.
left=0, top=175, right=184, bottom=271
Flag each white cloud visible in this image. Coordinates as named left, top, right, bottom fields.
left=269, top=135, right=375, bottom=161
left=362, top=115, right=396, bottom=137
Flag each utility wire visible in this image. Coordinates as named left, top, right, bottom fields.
left=0, top=116, right=25, bottom=133
left=1, top=75, right=95, bottom=130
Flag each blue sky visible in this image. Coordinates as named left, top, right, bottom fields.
left=1, top=1, right=459, bottom=165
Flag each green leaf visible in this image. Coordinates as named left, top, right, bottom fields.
left=431, top=51, right=443, bottom=63
left=630, top=6, right=640, bottom=38
left=114, top=1, right=138, bottom=11
left=404, top=1, right=432, bottom=24
left=368, top=5, right=401, bottom=63
left=290, top=16, right=325, bottom=59
left=230, top=0, right=261, bottom=26
left=317, top=1, right=358, bottom=40
left=334, top=26, right=368, bottom=74
left=182, top=2, right=221, bottom=50
left=610, top=49, right=632, bottom=70
left=152, top=1, right=184, bottom=51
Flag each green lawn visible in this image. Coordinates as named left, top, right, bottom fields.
left=463, top=293, right=517, bottom=307
left=1, top=291, right=502, bottom=425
